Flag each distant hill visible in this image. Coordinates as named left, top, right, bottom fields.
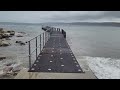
left=69, top=22, right=120, bottom=27
left=0, top=22, right=120, bottom=27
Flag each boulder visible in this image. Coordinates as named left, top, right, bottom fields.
left=5, top=38, right=11, bottom=40
left=0, top=40, right=11, bottom=47
left=0, top=33, right=11, bottom=38
left=12, top=64, right=22, bottom=72
left=16, top=41, right=22, bottom=43
left=16, top=41, right=25, bottom=45
left=16, top=34, right=23, bottom=37
left=0, top=70, right=6, bottom=77
left=7, top=31, right=15, bottom=36
left=3, top=66, right=13, bottom=73
left=0, top=56, right=6, bottom=61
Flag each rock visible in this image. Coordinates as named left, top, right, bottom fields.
left=7, top=31, right=15, bottom=36
left=5, top=62, right=16, bottom=66
left=0, top=40, right=11, bottom=47
left=3, top=66, right=13, bottom=73
left=0, top=33, right=10, bottom=38
left=12, top=72, right=18, bottom=76
left=12, top=64, right=22, bottom=72
left=16, top=41, right=25, bottom=45
left=20, top=42, right=25, bottom=45
left=5, top=38, right=11, bottom=40
left=0, top=28, right=3, bottom=30
left=16, top=41, right=22, bottom=43
left=0, top=56, right=6, bottom=61
left=0, top=28, right=4, bottom=33
left=0, top=70, right=6, bottom=77
left=16, top=34, right=23, bottom=37
left=18, top=32, right=26, bottom=34
left=0, top=35, right=2, bottom=39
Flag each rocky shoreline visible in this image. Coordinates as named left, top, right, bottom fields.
left=0, top=28, right=27, bottom=79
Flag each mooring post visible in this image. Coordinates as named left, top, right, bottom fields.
left=36, top=37, right=37, bottom=60
left=28, top=41, right=31, bottom=70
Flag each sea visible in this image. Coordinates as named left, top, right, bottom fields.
left=0, top=23, right=120, bottom=79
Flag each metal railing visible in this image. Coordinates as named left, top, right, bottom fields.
left=27, top=27, right=66, bottom=71
left=27, top=31, right=50, bottom=70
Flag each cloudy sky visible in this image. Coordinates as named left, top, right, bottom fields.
left=0, top=11, right=120, bottom=23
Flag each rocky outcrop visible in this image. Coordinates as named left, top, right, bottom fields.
left=1, top=33, right=11, bottom=38
left=0, top=40, right=11, bottom=47
left=0, top=28, right=15, bottom=39
left=0, top=63, right=22, bottom=78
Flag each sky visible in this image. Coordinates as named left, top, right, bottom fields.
left=0, top=11, right=120, bottom=23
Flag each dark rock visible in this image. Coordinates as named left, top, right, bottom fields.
left=0, top=57, right=6, bottom=61
left=0, top=28, right=3, bottom=31
left=5, top=38, right=11, bottom=40
left=7, top=31, right=15, bottom=36
left=16, top=41, right=25, bottom=45
left=16, top=34, right=23, bottom=37
left=16, top=41, right=22, bottom=43
left=0, top=35, right=2, bottom=39
left=0, top=33, right=10, bottom=38
left=20, top=42, right=25, bottom=45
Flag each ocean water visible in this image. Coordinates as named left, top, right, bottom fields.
left=0, top=23, right=120, bottom=79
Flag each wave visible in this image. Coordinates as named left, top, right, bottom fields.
left=79, top=56, right=120, bottom=79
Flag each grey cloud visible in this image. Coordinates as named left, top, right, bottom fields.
left=0, top=11, right=120, bottom=23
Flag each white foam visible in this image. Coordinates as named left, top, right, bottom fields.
left=83, top=56, right=120, bottom=79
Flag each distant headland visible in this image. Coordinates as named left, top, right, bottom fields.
left=0, top=22, right=120, bottom=27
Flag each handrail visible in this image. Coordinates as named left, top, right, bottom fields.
left=27, top=26, right=64, bottom=71
left=26, top=33, right=43, bottom=43
left=27, top=31, right=50, bottom=71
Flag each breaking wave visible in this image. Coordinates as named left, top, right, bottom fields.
left=81, top=56, right=120, bottom=79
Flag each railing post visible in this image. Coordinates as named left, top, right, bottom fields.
left=43, top=33, right=44, bottom=47
left=28, top=41, right=31, bottom=70
left=40, top=34, right=41, bottom=53
left=36, top=37, right=37, bottom=60
left=46, top=32, right=48, bottom=42
left=45, top=32, right=46, bottom=44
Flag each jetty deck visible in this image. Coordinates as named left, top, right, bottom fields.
left=15, top=27, right=97, bottom=79
left=29, top=30, right=83, bottom=73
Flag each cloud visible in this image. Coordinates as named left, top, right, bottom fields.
left=0, top=11, right=119, bottom=23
